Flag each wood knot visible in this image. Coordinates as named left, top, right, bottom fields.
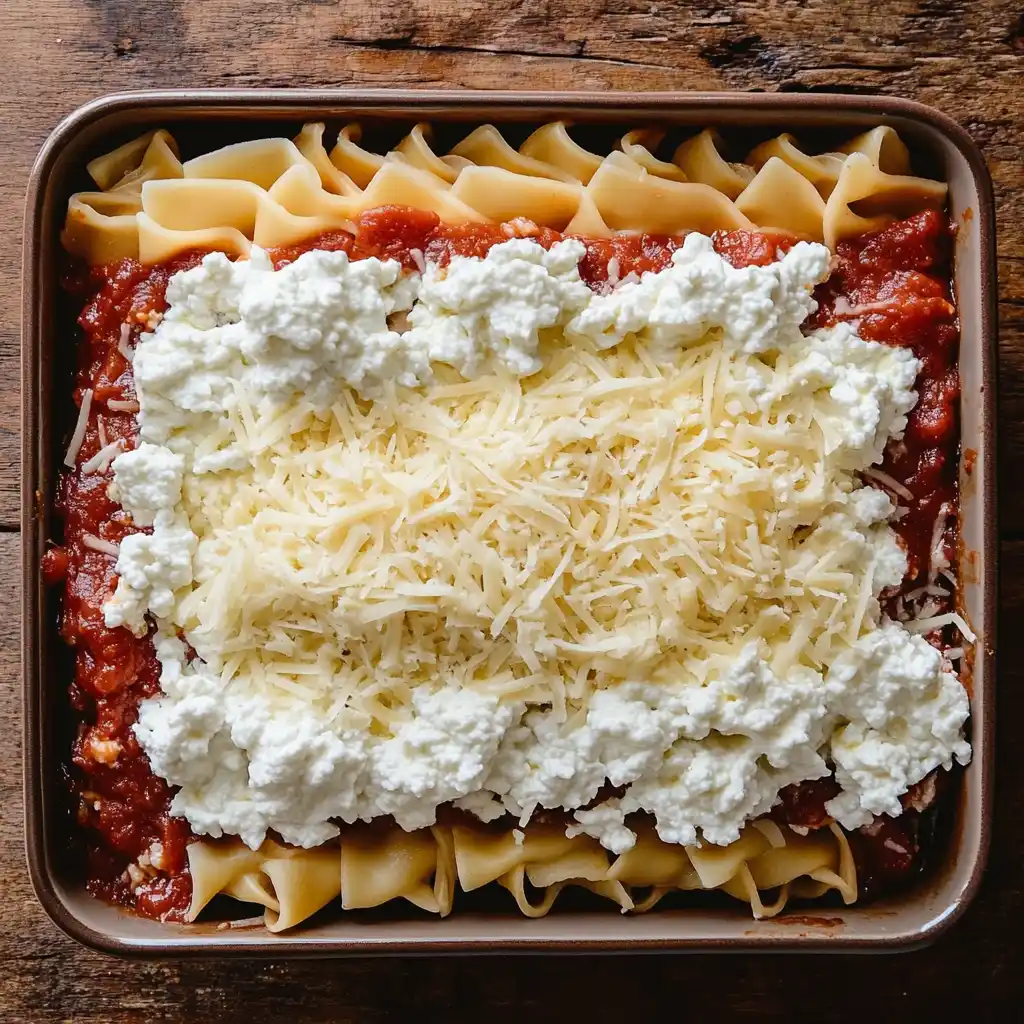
left=1006, top=14, right=1024, bottom=53
left=698, top=34, right=765, bottom=70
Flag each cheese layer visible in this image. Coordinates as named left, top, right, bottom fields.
left=105, top=235, right=971, bottom=851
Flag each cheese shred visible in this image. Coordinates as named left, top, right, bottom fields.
left=171, top=330, right=909, bottom=723
left=64, top=388, right=93, bottom=467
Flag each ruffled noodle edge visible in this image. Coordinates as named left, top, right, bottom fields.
left=185, top=817, right=857, bottom=933
left=62, top=121, right=947, bottom=265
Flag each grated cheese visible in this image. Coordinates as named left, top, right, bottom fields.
left=167, top=319, right=911, bottom=730
left=928, top=503, right=953, bottom=577
left=862, top=466, right=915, bottom=502
left=81, top=438, right=125, bottom=475
left=833, top=296, right=901, bottom=317
left=117, top=322, right=135, bottom=363
left=64, top=388, right=93, bottom=467
left=903, top=611, right=976, bottom=644
left=82, top=533, right=119, bottom=556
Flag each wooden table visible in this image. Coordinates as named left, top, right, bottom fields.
left=2, top=1, right=1022, bottom=1019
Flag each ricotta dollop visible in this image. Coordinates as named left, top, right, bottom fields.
left=566, top=233, right=830, bottom=354
left=407, top=238, right=591, bottom=377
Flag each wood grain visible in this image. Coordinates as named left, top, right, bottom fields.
left=3, top=0, right=1022, bottom=1019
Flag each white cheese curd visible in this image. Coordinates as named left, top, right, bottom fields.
left=104, top=511, right=196, bottom=636
left=453, top=790, right=508, bottom=823
left=824, top=624, right=972, bottom=829
left=111, top=234, right=972, bottom=853
left=770, top=322, right=921, bottom=468
left=109, top=443, right=185, bottom=527
left=406, top=238, right=591, bottom=377
left=367, top=688, right=516, bottom=831
left=474, top=646, right=830, bottom=847
left=135, top=634, right=370, bottom=848
left=568, top=799, right=636, bottom=854
left=566, top=234, right=830, bottom=354
left=236, top=249, right=425, bottom=405
left=105, top=442, right=196, bottom=636
left=133, top=247, right=423, bottom=472
left=477, top=681, right=722, bottom=823
left=703, top=647, right=828, bottom=769
left=481, top=707, right=608, bottom=821
left=619, top=737, right=829, bottom=848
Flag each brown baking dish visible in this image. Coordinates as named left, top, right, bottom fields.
left=22, top=89, right=997, bottom=956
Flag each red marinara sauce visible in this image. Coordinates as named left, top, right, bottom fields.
left=810, top=209, right=960, bottom=621
left=52, top=253, right=204, bottom=920
left=776, top=209, right=961, bottom=895
left=49, top=207, right=959, bottom=920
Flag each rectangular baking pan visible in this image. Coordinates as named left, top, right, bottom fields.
left=22, top=89, right=997, bottom=956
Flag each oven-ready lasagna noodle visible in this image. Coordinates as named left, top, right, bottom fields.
left=49, top=120, right=970, bottom=932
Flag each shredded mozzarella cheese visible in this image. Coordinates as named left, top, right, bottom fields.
left=82, top=533, right=119, bottom=556
left=903, top=611, right=976, bottom=644
left=166, top=321, right=911, bottom=727
left=64, top=389, right=93, bottom=467
left=118, top=322, right=135, bottom=363
left=81, top=437, right=125, bottom=475
left=861, top=466, right=915, bottom=502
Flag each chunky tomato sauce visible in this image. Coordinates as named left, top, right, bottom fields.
left=812, top=210, right=960, bottom=620
left=52, top=253, right=205, bottom=920
left=49, top=207, right=959, bottom=919
left=783, top=209, right=961, bottom=894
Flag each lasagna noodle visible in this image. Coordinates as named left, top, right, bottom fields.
left=184, top=817, right=857, bottom=932
left=186, top=839, right=343, bottom=933
left=86, top=128, right=182, bottom=192
left=672, top=128, right=755, bottom=199
left=340, top=823, right=455, bottom=915
left=61, top=120, right=947, bottom=264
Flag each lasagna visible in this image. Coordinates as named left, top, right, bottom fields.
left=45, top=120, right=971, bottom=932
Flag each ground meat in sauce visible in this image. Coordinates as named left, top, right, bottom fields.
left=50, top=207, right=961, bottom=920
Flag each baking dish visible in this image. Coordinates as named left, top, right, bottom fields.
left=22, top=89, right=997, bottom=955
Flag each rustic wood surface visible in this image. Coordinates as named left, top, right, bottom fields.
left=2, top=0, right=1023, bottom=1020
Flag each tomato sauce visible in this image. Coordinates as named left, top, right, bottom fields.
left=49, top=207, right=960, bottom=919
left=810, top=209, right=960, bottom=617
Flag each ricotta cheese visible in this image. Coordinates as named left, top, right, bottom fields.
left=619, top=736, right=823, bottom=848
left=568, top=800, right=636, bottom=854
left=133, top=247, right=423, bottom=473
left=110, top=442, right=185, bottom=527
left=406, top=238, right=591, bottom=377
left=368, top=688, right=516, bottom=831
left=566, top=233, right=830, bottom=354
left=104, top=512, right=196, bottom=635
left=137, top=632, right=517, bottom=847
left=824, top=624, right=972, bottom=829
left=771, top=322, right=921, bottom=468
left=474, top=645, right=831, bottom=848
